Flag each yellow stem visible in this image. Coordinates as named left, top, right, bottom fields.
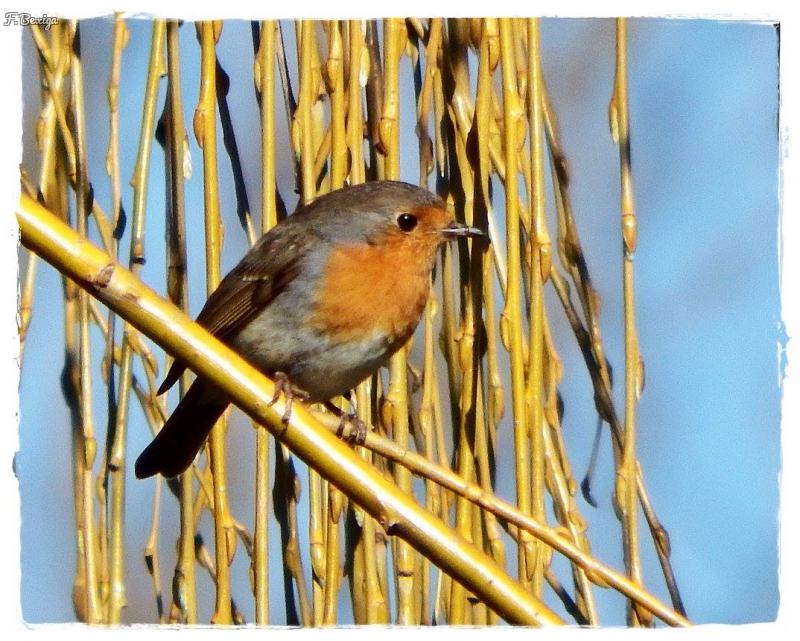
left=19, top=193, right=566, bottom=627
left=195, top=20, right=232, bottom=625
left=254, top=19, right=277, bottom=626
left=612, top=17, right=646, bottom=626
left=499, top=17, right=531, bottom=587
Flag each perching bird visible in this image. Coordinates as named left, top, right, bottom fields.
left=135, top=180, right=483, bottom=479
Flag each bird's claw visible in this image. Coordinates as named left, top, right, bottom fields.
left=269, top=372, right=309, bottom=425
left=335, top=413, right=368, bottom=445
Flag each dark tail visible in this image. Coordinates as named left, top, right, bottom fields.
left=135, top=379, right=228, bottom=479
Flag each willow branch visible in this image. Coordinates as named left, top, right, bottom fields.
left=19, top=194, right=566, bottom=627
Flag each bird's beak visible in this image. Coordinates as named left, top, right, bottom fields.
left=440, top=221, right=486, bottom=239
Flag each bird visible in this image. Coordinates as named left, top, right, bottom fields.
left=135, top=180, right=484, bottom=479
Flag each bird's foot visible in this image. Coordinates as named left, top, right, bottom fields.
left=269, top=372, right=310, bottom=424
left=341, top=414, right=368, bottom=445
left=325, top=400, right=369, bottom=445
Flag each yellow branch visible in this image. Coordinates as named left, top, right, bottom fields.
left=255, top=18, right=277, bottom=626
left=499, top=17, right=531, bottom=587
left=19, top=194, right=566, bottom=627
left=194, top=19, right=233, bottom=626
left=525, top=17, right=547, bottom=601
left=611, top=17, right=647, bottom=626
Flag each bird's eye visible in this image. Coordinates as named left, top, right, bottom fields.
left=397, top=213, right=418, bottom=232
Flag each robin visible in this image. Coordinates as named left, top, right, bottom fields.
left=135, top=180, right=484, bottom=479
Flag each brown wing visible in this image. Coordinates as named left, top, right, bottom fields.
left=158, top=223, right=309, bottom=395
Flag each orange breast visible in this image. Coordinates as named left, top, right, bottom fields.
left=310, top=234, right=436, bottom=346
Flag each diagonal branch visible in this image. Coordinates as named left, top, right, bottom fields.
left=17, top=194, right=565, bottom=628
